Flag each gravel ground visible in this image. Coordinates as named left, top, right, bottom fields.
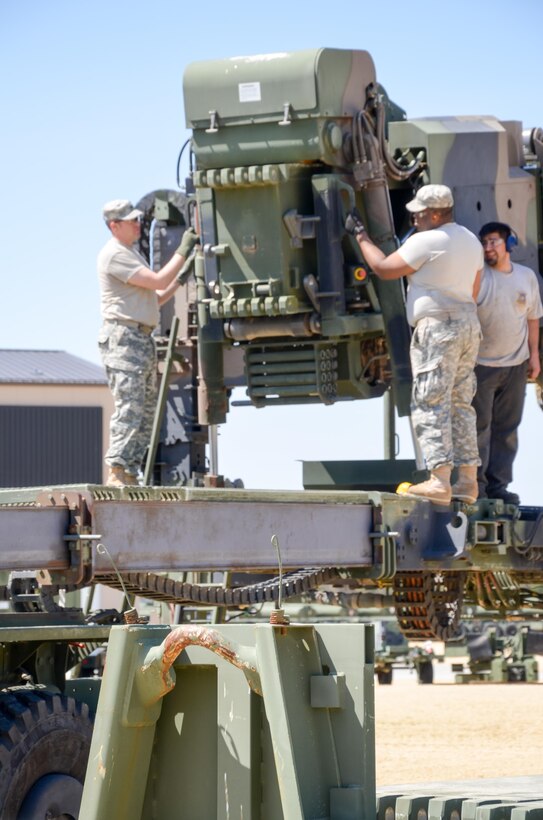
left=374, top=669, right=543, bottom=786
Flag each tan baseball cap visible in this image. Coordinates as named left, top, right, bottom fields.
left=405, top=184, right=454, bottom=213
left=102, top=199, right=143, bottom=223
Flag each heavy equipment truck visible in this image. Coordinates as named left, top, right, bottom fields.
left=1, top=47, right=543, bottom=818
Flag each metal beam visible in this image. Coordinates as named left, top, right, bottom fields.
left=91, top=490, right=374, bottom=572
left=0, top=507, right=69, bottom=569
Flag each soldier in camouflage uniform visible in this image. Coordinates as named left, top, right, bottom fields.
left=97, top=199, right=199, bottom=487
left=346, top=185, right=483, bottom=504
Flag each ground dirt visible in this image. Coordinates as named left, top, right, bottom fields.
left=374, top=675, right=543, bottom=786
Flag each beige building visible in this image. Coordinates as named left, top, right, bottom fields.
left=0, top=350, right=113, bottom=486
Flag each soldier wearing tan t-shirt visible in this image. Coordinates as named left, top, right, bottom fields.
left=346, top=184, right=483, bottom=507
left=97, top=199, right=199, bottom=487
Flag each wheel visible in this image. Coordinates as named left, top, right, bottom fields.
left=376, top=667, right=393, bottom=685
left=417, top=659, right=434, bottom=684
left=0, top=688, right=93, bottom=820
left=507, top=665, right=527, bottom=683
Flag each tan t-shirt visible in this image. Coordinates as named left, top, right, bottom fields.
left=97, top=237, right=159, bottom=327
left=397, top=222, right=483, bottom=326
left=477, top=262, right=543, bottom=366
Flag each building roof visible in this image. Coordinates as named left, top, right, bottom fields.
left=0, top=350, right=107, bottom=385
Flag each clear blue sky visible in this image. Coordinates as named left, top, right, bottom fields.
left=2, top=0, right=543, bottom=499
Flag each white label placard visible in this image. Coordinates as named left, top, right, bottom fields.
left=239, top=82, right=261, bottom=103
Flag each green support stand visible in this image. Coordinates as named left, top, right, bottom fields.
left=80, top=622, right=375, bottom=819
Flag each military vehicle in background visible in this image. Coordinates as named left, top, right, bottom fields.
left=1, top=47, right=543, bottom=817
left=374, top=619, right=437, bottom=684
left=449, top=619, right=543, bottom=683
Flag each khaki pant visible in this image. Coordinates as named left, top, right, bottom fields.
left=410, top=314, right=481, bottom=470
left=98, top=322, right=157, bottom=474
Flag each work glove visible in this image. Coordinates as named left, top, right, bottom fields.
left=175, top=226, right=200, bottom=258
left=176, top=247, right=198, bottom=285
left=345, top=208, right=366, bottom=237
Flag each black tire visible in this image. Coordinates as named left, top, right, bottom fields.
left=377, top=667, right=393, bottom=685
left=0, top=688, right=93, bottom=820
left=507, top=665, right=527, bottom=683
left=417, top=659, right=434, bottom=684
left=484, top=621, right=504, bottom=638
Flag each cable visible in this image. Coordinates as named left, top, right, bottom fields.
left=176, top=138, right=193, bottom=189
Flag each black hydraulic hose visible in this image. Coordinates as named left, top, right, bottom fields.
left=375, top=98, right=422, bottom=181
left=176, top=137, right=193, bottom=189
left=361, top=109, right=381, bottom=169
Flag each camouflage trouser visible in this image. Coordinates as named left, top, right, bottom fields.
left=98, top=322, right=157, bottom=474
left=410, top=314, right=481, bottom=470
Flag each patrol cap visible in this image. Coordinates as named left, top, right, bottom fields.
left=405, top=184, right=454, bottom=213
left=102, top=199, right=143, bottom=223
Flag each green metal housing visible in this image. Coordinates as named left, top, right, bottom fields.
left=183, top=49, right=413, bottom=422
left=388, top=116, right=540, bottom=273
left=184, top=49, right=379, bottom=167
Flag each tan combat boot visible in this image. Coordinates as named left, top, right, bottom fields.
left=405, top=465, right=452, bottom=506
left=106, top=466, right=127, bottom=487
left=451, top=465, right=478, bottom=504
left=122, top=472, right=140, bottom=487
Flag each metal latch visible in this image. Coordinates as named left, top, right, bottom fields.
left=205, top=110, right=219, bottom=134
left=278, top=102, right=292, bottom=126
left=283, top=209, right=320, bottom=248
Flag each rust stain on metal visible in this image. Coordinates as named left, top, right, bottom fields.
left=159, top=625, right=261, bottom=693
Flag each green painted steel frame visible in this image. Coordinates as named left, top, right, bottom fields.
left=80, top=622, right=375, bottom=819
